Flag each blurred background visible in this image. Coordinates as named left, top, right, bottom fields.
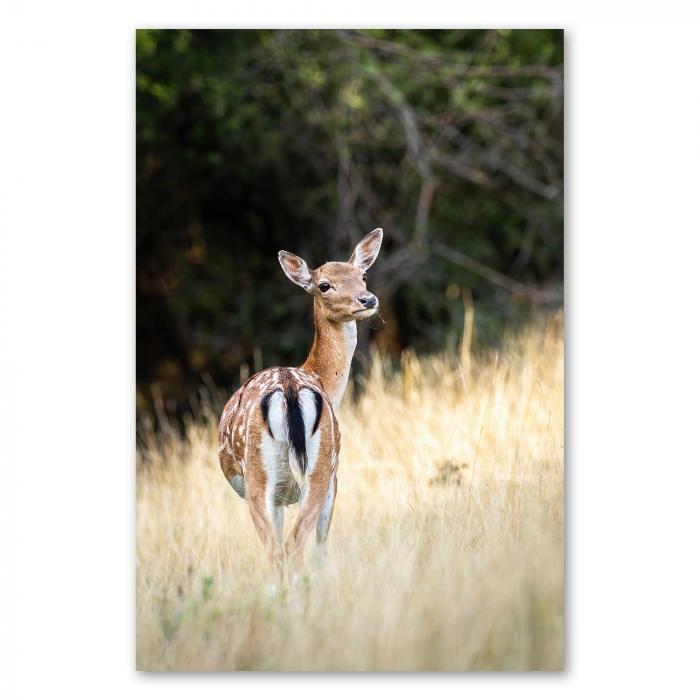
left=136, top=29, right=563, bottom=418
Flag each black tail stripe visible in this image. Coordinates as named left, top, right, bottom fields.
left=261, top=382, right=323, bottom=476
left=285, top=385, right=308, bottom=474
left=311, top=390, right=323, bottom=435
left=260, top=390, right=279, bottom=439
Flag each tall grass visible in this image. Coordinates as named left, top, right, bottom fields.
left=136, top=311, right=564, bottom=671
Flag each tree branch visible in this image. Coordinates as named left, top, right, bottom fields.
left=434, top=243, right=562, bottom=304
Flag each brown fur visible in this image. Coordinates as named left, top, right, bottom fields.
left=218, top=229, right=382, bottom=572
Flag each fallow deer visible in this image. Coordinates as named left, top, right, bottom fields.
left=218, top=228, right=383, bottom=571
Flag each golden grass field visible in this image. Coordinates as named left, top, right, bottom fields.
left=136, top=310, right=564, bottom=671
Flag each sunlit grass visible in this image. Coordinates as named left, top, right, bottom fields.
left=136, top=311, right=564, bottom=671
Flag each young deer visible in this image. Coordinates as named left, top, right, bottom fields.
left=218, top=228, right=383, bottom=571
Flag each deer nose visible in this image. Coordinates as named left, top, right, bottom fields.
left=359, top=294, right=377, bottom=309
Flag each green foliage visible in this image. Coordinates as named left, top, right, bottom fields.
left=136, top=29, right=563, bottom=414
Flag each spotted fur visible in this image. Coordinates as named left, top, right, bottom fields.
left=218, top=228, right=382, bottom=570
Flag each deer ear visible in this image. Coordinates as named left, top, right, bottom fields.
left=278, top=251, right=313, bottom=292
left=349, top=228, right=383, bottom=272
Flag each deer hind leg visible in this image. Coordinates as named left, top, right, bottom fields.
left=244, top=474, right=280, bottom=573
left=285, top=414, right=334, bottom=567
left=285, top=476, right=327, bottom=569
left=315, top=473, right=337, bottom=564
left=271, top=502, right=284, bottom=543
left=244, top=424, right=286, bottom=574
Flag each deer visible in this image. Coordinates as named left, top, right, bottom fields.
left=218, top=228, right=383, bottom=574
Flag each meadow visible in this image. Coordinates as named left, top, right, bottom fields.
left=136, top=310, right=564, bottom=671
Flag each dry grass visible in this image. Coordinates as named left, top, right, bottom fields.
left=136, top=311, right=564, bottom=671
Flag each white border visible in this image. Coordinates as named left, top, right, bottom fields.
left=2, top=3, right=700, bottom=698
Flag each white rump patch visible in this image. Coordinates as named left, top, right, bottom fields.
left=264, top=390, right=287, bottom=442
left=298, top=388, right=320, bottom=438
left=287, top=388, right=321, bottom=483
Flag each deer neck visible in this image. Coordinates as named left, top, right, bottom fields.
left=301, top=299, right=357, bottom=410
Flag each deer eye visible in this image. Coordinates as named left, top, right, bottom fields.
left=318, top=282, right=330, bottom=293
left=362, top=273, right=367, bottom=282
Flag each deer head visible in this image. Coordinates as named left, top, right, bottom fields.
left=278, top=228, right=383, bottom=323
